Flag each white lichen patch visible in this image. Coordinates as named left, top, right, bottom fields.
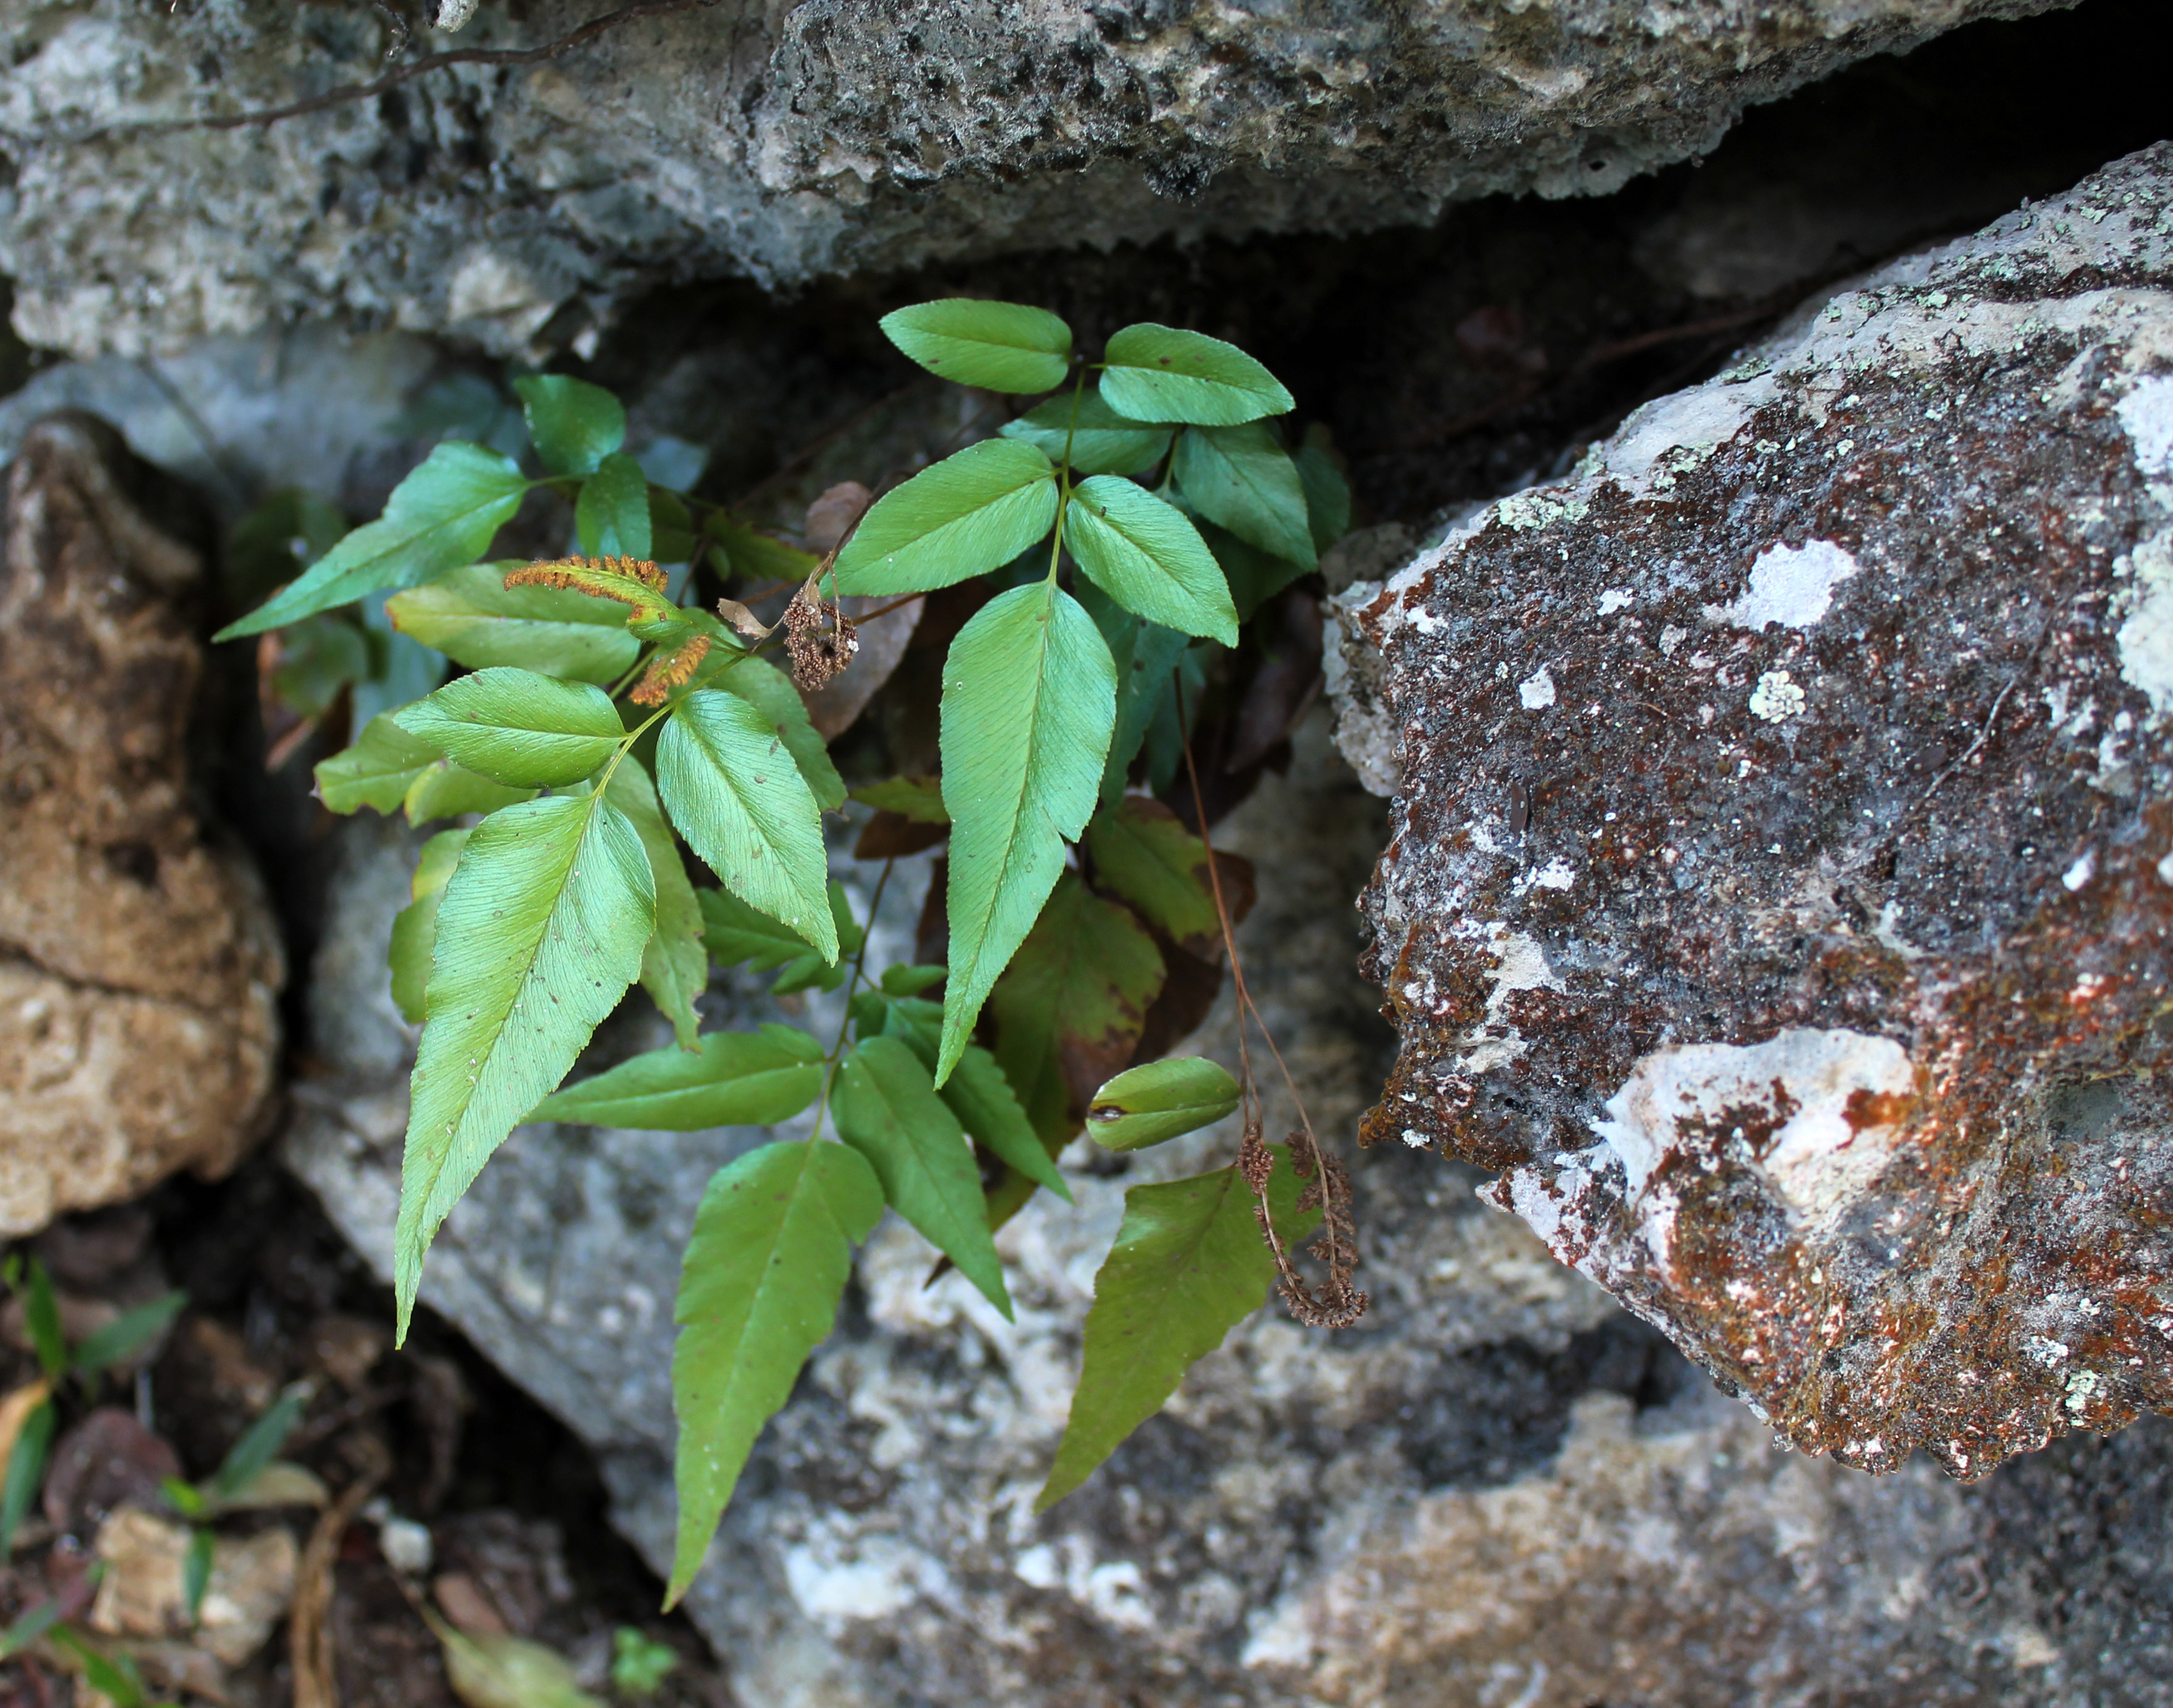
left=1519, top=665, right=1557, bottom=709
left=2115, top=526, right=2173, bottom=723
left=1708, top=539, right=1861, bottom=632
left=1452, top=928, right=1563, bottom=1076
left=1749, top=670, right=1807, bottom=722
left=2116, top=372, right=2173, bottom=483
left=1560, top=1029, right=1920, bottom=1277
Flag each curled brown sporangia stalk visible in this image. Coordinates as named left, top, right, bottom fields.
left=783, top=567, right=858, bottom=691
left=504, top=554, right=667, bottom=595
left=628, top=632, right=714, bottom=706
left=1240, top=1117, right=1370, bottom=1330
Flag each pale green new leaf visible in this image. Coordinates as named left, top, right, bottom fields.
left=832, top=440, right=1057, bottom=597
left=575, top=451, right=654, bottom=560
left=999, top=392, right=1171, bottom=476
left=403, top=759, right=536, bottom=826
left=217, top=442, right=528, bottom=639
left=315, top=716, right=441, bottom=814
left=669, top=1139, right=883, bottom=1601
left=938, top=581, right=1116, bottom=1082
left=396, top=793, right=654, bottom=1337
left=388, top=827, right=470, bottom=1025
left=1171, top=421, right=1316, bottom=569
left=395, top=667, right=626, bottom=788
left=834, top=1036, right=1012, bottom=1318
left=513, top=374, right=626, bottom=478
left=1037, top=1150, right=1316, bottom=1510
left=608, top=758, right=707, bottom=1049
left=532, top=1025, right=823, bottom=1129
left=1085, top=1057, right=1242, bottom=1151
left=1097, top=324, right=1295, bottom=428
left=881, top=300, right=1073, bottom=394
left=386, top=562, right=638, bottom=685
left=658, top=690, right=836, bottom=962
left=1064, top=475, right=1237, bottom=645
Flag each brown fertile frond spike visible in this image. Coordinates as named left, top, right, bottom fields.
left=629, top=633, right=714, bottom=706
left=601, top=555, right=667, bottom=590
left=506, top=556, right=667, bottom=604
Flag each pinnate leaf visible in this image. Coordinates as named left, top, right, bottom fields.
left=1064, top=476, right=1237, bottom=645
left=217, top=442, right=528, bottom=639
left=575, top=452, right=654, bottom=560
left=833, top=1036, right=1012, bottom=1317
left=387, top=562, right=638, bottom=684
left=659, top=690, right=836, bottom=962
left=404, top=760, right=536, bottom=826
left=999, top=391, right=1171, bottom=476
left=1085, top=1057, right=1241, bottom=1151
left=874, top=1000, right=1070, bottom=1202
left=1083, top=795, right=1222, bottom=949
left=389, top=827, right=470, bottom=1025
left=938, top=582, right=1116, bottom=1082
left=695, top=884, right=857, bottom=993
left=1171, top=421, right=1316, bottom=569
left=514, top=374, right=626, bottom=478
left=697, top=652, right=846, bottom=811
left=316, top=715, right=441, bottom=814
left=1036, top=1148, right=1315, bottom=1510
left=881, top=300, right=1073, bottom=394
left=395, top=667, right=625, bottom=787
left=832, top=441, right=1057, bottom=597
left=607, top=758, right=707, bottom=1050
left=1098, top=324, right=1294, bottom=428
left=396, top=792, right=655, bottom=1337
left=669, top=1140, right=884, bottom=1601
left=1074, top=581, right=1191, bottom=808
left=532, top=1025, right=823, bottom=1129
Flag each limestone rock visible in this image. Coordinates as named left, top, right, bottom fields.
left=0, top=415, right=284, bottom=1234
left=1330, top=143, right=2173, bottom=1480
left=90, top=1503, right=300, bottom=1667
left=0, top=0, right=2070, bottom=358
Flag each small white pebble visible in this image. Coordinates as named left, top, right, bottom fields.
left=379, top=1516, right=435, bottom=1576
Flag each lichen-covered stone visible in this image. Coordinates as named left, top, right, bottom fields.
left=0, top=415, right=284, bottom=1233
left=0, top=0, right=2068, bottom=358
left=1331, top=143, right=2173, bottom=1481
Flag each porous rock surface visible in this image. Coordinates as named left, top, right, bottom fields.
left=0, top=0, right=2068, bottom=358
left=0, top=415, right=283, bottom=1233
left=279, top=717, right=2161, bottom=1707
left=1331, top=143, right=2173, bottom=1482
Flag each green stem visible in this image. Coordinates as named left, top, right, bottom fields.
left=807, top=858, right=896, bottom=1142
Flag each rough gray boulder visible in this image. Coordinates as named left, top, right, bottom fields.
left=0, top=0, right=2071, bottom=358
left=1331, top=142, right=2173, bottom=1483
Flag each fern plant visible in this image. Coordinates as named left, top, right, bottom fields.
left=220, top=302, right=1366, bottom=1605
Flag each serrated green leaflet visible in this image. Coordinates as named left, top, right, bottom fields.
left=404, top=759, right=536, bottom=826
left=1085, top=1057, right=1241, bottom=1151
left=396, top=792, right=654, bottom=1337
left=217, top=442, right=528, bottom=639
left=1075, top=581, right=1192, bottom=808
left=695, top=652, right=846, bottom=811
left=533, top=1025, right=823, bottom=1129
left=669, top=1139, right=883, bottom=1602
left=514, top=374, right=626, bottom=477
left=833, top=1036, right=1012, bottom=1318
left=696, top=885, right=831, bottom=984
left=316, top=715, right=442, bottom=814
left=881, top=299, right=1073, bottom=394
left=999, top=392, right=1172, bottom=476
left=848, top=776, right=948, bottom=823
left=1200, top=520, right=1309, bottom=622
left=832, top=440, right=1057, bottom=597
left=389, top=827, right=470, bottom=1025
left=607, top=758, right=708, bottom=1050
left=1295, top=435, right=1352, bottom=553
left=1171, top=421, right=1316, bottom=569
left=1097, top=324, right=1295, bottom=428
left=938, top=581, right=1115, bottom=1083
left=659, top=690, right=836, bottom=962
left=576, top=451, right=654, bottom=560
left=874, top=1002, right=1070, bottom=1202
left=1083, top=796, right=1220, bottom=947
left=988, top=871, right=1164, bottom=1143
left=387, top=562, right=638, bottom=684
left=1037, top=1149, right=1315, bottom=1510
left=1064, top=475, right=1237, bottom=645
left=395, top=667, right=627, bottom=788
